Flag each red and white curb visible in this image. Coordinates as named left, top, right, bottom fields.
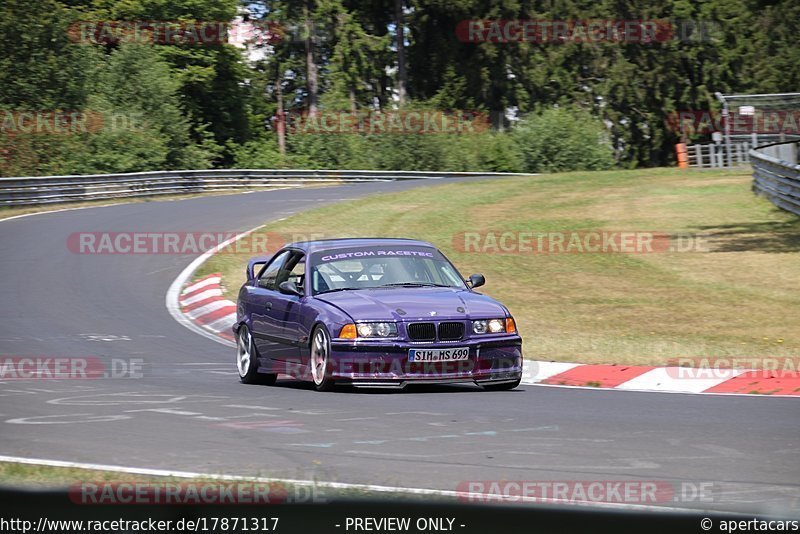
left=521, top=361, right=799, bottom=397
left=174, top=272, right=799, bottom=397
left=178, top=273, right=237, bottom=343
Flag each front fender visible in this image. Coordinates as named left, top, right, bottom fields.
left=300, top=298, right=355, bottom=345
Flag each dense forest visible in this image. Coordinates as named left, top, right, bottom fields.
left=0, top=0, right=797, bottom=177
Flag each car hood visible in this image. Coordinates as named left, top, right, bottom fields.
left=315, top=287, right=507, bottom=322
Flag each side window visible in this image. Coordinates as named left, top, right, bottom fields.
left=257, top=251, right=291, bottom=290
left=282, top=255, right=305, bottom=290
left=275, top=253, right=305, bottom=290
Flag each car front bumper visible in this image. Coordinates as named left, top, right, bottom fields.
left=327, top=336, right=522, bottom=388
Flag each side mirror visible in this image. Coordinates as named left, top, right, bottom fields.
left=466, top=273, right=485, bottom=289
left=278, top=280, right=303, bottom=297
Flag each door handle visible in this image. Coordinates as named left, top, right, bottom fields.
left=265, top=302, right=272, bottom=310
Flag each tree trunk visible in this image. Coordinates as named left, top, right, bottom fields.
left=349, top=86, right=357, bottom=113
left=394, top=0, right=407, bottom=106
left=276, top=70, right=286, bottom=156
left=304, top=0, right=318, bottom=115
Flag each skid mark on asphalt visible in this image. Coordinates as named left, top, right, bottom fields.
left=224, top=404, right=280, bottom=411
left=0, top=385, right=102, bottom=397
left=125, top=408, right=204, bottom=416
left=78, top=334, right=132, bottom=342
left=6, top=413, right=131, bottom=424
left=215, top=420, right=308, bottom=434
left=3, top=390, right=566, bottom=448
left=694, top=443, right=746, bottom=458
left=3, top=391, right=359, bottom=428
left=385, top=411, right=446, bottom=416
left=343, top=449, right=501, bottom=459
left=503, top=459, right=662, bottom=469
left=289, top=425, right=560, bottom=449
left=47, top=392, right=228, bottom=406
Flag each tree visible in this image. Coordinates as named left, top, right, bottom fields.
left=513, top=107, right=615, bottom=173
left=0, top=0, right=95, bottom=110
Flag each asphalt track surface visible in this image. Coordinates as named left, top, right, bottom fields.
left=0, top=179, right=797, bottom=516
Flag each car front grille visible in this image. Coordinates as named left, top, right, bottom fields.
left=406, top=322, right=464, bottom=341
left=437, top=322, right=464, bottom=341
left=407, top=322, right=436, bottom=341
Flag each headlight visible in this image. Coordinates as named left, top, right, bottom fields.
left=472, top=318, right=510, bottom=334
left=355, top=322, right=397, bottom=338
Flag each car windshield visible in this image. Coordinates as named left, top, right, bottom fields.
left=310, top=246, right=465, bottom=295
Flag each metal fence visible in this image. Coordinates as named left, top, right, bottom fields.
left=750, top=141, right=800, bottom=216
left=0, top=169, right=527, bottom=207
left=687, top=141, right=752, bottom=168
left=686, top=135, right=800, bottom=168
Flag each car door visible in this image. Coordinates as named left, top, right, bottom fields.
left=250, top=250, right=291, bottom=364
left=268, top=252, right=306, bottom=367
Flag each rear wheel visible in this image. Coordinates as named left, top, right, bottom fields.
left=310, top=325, right=335, bottom=391
left=236, top=325, right=277, bottom=385
left=482, top=378, right=521, bottom=391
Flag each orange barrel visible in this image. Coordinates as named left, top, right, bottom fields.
left=675, top=143, right=689, bottom=169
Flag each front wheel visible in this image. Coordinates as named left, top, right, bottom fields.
left=309, top=325, right=335, bottom=392
left=236, top=325, right=277, bottom=385
left=482, top=378, right=521, bottom=391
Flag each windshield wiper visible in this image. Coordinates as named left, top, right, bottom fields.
left=379, top=282, right=451, bottom=288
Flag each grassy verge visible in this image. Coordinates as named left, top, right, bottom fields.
left=0, top=462, right=192, bottom=488
left=199, top=167, right=800, bottom=366
left=0, top=462, right=449, bottom=502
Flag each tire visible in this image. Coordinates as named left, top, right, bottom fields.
left=236, top=325, right=277, bottom=385
left=309, top=325, right=335, bottom=392
left=482, top=378, right=521, bottom=391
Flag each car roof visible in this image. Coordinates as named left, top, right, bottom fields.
left=284, top=237, right=436, bottom=254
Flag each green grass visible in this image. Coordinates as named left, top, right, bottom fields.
left=0, top=462, right=449, bottom=501
left=200, top=167, right=800, bottom=366
left=0, top=461, right=358, bottom=497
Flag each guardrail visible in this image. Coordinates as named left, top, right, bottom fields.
left=0, top=169, right=528, bottom=207
left=750, top=141, right=800, bottom=216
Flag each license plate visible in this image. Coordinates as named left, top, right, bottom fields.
left=408, top=347, right=469, bottom=362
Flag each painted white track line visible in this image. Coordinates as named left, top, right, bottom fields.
left=0, top=203, right=127, bottom=223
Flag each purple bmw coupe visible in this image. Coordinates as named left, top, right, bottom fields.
left=234, top=238, right=522, bottom=391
